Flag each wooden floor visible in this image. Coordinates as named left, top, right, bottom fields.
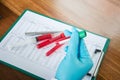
left=0, top=0, right=120, bottom=80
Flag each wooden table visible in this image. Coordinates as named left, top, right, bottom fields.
left=0, top=0, right=120, bottom=80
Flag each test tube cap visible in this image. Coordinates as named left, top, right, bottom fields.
left=79, top=30, right=87, bottom=38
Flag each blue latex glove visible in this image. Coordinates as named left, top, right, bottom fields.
left=55, top=29, right=93, bottom=80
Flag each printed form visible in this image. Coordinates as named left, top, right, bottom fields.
left=0, top=10, right=107, bottom=80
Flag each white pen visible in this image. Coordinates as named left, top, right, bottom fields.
left=25, top=31, right=61, bottom=36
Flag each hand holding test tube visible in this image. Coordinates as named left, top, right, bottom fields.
left=55, top=29, right=93, bottom=80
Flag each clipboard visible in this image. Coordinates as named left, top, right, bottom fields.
left=0, top=9, right=110, bottom=80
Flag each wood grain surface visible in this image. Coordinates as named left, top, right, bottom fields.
left=0, top=0, right=120, bottom=80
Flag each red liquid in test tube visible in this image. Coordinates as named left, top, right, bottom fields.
left=37, top=33, right=65, bottom=48
left=46, top=43, right=64, bottom=56
left=36, top=33, right=52, bottom=42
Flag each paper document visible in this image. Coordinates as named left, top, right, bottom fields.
left=0, top=10, right=108, bottom=80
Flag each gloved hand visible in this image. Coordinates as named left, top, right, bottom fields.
left=55, top=29, right=93, bottom=80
